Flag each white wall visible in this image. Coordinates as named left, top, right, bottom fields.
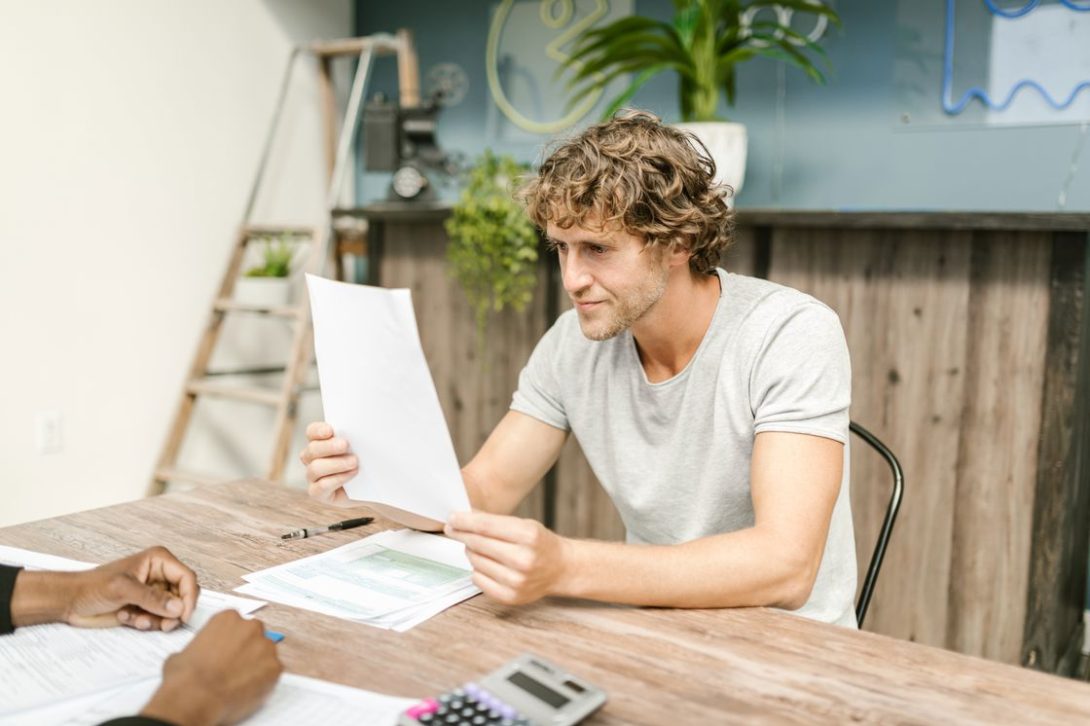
left=0, top=0, right=353, bottom=526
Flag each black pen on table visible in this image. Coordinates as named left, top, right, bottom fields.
left=281, top=516, right=374, bottom=540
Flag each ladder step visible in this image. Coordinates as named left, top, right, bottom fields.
left=213, top=299, right=303, bottom=318
left=205, top=365, right=287, bottom=377
left=186, top=380, right=283, bottom=405
left=153, top=467, right=229, bottom=487
left=243, top=224, right=315, bottom=238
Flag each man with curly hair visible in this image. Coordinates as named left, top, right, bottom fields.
left=301, top=111, right=857, bottom=628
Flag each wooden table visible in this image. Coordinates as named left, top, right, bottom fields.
left=3, top=480, right=1088, bottom=725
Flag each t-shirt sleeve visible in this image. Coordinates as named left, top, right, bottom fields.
left=750, top=301, right=851, bottom=443
left=1, top=564, right=22, bottom=635
left=510, top=317, right=569, bottom=431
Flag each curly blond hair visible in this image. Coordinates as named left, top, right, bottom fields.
left=518, top=110, right=734, bottom=274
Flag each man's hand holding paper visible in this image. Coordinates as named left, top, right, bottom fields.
left=300, top=422, right=360, bottom=508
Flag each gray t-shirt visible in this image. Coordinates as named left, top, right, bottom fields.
left=511, top=268, right=857, bottom=627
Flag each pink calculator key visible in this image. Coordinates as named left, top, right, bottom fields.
left=405, top=698, right=440, bottom=718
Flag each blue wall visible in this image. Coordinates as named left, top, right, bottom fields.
left=357, top=0, right=1090, bottom=211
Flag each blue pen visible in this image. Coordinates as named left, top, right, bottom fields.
left=265, top=630, right=285, bottom=643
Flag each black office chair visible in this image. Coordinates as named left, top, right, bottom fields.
left=850, top=421, right=904, bottom=628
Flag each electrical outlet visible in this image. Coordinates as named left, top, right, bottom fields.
left=35, top=410, right=62, bottom=455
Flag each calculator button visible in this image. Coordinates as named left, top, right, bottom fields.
left=450, top=700, right=465, bottom=711
left=498, top=704, right=517, bottom=720
left=439, top=694, right=454, bottom=705
left=460, top=707, right=476, bottom=718
left=443, top=714, right=460, bottom=724
left=406, top=699, right=440, bottom=720
left=417, top=715, right=435, bottom=724
left=470, top=716, right=487, bottom=726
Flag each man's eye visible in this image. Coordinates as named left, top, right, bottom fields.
left=590, top=245, right=606, bottom=255
left=553, top=242, right=567, bottom=253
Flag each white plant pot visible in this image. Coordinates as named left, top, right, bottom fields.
left=235, top=276, right=293, bottom=307
left=672, top=121, right=748, bottom=200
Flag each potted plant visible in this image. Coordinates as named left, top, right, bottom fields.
left=235, top=235, right=296, bottom=307
left=445, top=150, right=540, bottom=343
left=560, top=0, right=839, bottom=195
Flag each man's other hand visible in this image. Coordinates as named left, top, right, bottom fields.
left=445, top=512, right=572, bottom=605
left=299, top=421, right=358, bottom=507
left=140, top=611, right=283, bottom=726
left=12, top=546, right=199, bottom=631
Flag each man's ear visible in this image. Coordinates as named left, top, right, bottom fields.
left=667, top=239, right=692, bottom=269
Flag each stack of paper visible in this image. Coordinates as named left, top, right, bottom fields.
left=237, top=529, right=480, bottom=631
left=0, top=548, right=264, bottom=719
left=0, top=546, right=419, bottom=726
left=13, top=673, right=416, bottom=726
left=0, top=619, right=193, bottom=716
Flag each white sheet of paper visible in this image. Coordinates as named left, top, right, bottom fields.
left=0, top=545, right=94, bottom=572
left=305, top=274, right=471, bottom=523
left=12, top=673, right=417, bottom=726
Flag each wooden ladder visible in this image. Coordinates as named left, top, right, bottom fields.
left=151, top=32, right=419, bottom=493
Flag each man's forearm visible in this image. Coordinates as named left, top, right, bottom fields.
left=461, top=468, right=491, bottom=512
left=460, top=466, right=524, bottom=516
left=554, top=528, right=819, bottom=610
left=10, top=570, right=77, bottom=627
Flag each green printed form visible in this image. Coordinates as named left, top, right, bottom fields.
left=287, top=546, right=469, bottom=601
left=238, top=529, right=480, bottom=628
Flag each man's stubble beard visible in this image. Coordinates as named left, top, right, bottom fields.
left=578, top=261, right=670, bottom=342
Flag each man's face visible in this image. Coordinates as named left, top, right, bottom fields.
left=546, top=216, right=670, bottom=341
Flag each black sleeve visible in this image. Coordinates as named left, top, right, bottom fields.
left=98, top=719, right=176, bottom=726
left=0, top=564, right=22, bottom=635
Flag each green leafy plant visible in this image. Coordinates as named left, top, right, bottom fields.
left=446, top=150, right=539, bottom=340
left=561, top=0, right=840, bottom=122
left=245, top=236, right=295, bottom=278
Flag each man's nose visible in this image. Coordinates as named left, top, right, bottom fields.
left=562, top=251, right=592, bottom=294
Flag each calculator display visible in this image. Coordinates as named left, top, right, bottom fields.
left=507, top=670, right=571, bottom=708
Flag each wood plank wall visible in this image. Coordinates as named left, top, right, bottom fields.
left=368, top=211, right=1090, bottom=672
left=374, top=219, right=546, bottom=522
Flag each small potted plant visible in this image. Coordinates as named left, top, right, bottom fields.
left=560, top=0, right=839, bottom=195
left=445, top=150, right=540, bottom=343
left=235, top=235, right=296, bottom=307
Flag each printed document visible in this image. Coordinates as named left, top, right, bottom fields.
left=238, top=529, right=479, bottom=631
left=305, top=274, right=471, bottom=528
left=12, top=674, right=416, bottom=726
left=0, top=547, right=419, bottom=724
left=0, top=546, right=267, bottom=717
left=0, top=623, right=192, bottom=715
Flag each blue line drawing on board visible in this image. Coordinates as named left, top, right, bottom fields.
left=943, top=0, right=1090, bottom=115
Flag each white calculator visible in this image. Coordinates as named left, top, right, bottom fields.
left=398, top=652, right=607, bottom=726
